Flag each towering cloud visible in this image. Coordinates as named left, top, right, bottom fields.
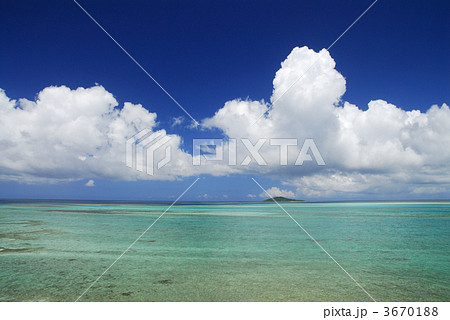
left=202, top=46, right=450, bottom=198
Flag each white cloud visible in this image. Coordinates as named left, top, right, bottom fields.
left=1, top=46, right=449, bottom=199
left=171, top=116, right=184, bottom=127
left=0, top=85, right=233, bottom=183
left=188, top=119, right=200, bottom=129
left=202, top=46, right=450, bottom=198
left=85, top=179, right=95, bottom=187
left=247, top=194, right=257, bottom=198
left=0, top=86, right=156, bottom=182
left=259, top=187, right=295, bottom=199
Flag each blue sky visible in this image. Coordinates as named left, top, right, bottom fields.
left=0, top=0, right=449, bottom=201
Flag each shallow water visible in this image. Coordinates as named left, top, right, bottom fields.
left=0, top=201, right=448, bottom=301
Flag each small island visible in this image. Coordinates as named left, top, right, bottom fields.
left=263, top=196, right=305, bottom=202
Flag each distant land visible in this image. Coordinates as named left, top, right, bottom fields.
left=263, top=196, right=305, bottom=202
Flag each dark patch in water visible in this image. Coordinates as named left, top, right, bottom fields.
left=121, top=291, right=133, bottom=296
left=25, top=220, right=45, bottom=226
left=0, top=220, right=45, bottom=227
left=386, top=257, right=410, bottom=261
left=0, top=246, right=43, bottom=254
left=0, top=232, right=33, bottom=240
left=157, top=279, right=172, bottom=285
left=144, top=240, right=156, bottom=243
left=0, top=229, right=63, bottom=241
left=45, top=209, right=162, bottom=214
left=68, top=258, right=76, bottom=262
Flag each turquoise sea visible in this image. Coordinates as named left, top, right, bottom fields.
left=0, top=200, right=448, bottom=301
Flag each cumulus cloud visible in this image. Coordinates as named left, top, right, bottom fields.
left=1, top=46, right=449, bottom=199
left=202, top=46, right=450, bottom=198
left=85, top=179, right=95, bottom=187
left=0, top=85, right=232, bottom=183
left=259, top=187, right=295, bottom=199
left=0, top=85, right=155, bottom=182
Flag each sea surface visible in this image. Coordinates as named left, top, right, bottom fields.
left=0, top=200, right=448, bottom=301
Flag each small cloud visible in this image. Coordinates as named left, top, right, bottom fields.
left=247, top=194, right=257, bottom=198
left=259, top=187, right=295, bottom=198
left=411, top=186, right=446, bottom=194
left=85, top=179, right=95, bottom=187
left=223, top=194, right=229, bottom=198
left=188, top=119, right=200, bottom=129
left=197, top=193, right=208, bottom=199
left=171, top=116, right=185, bottom=128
